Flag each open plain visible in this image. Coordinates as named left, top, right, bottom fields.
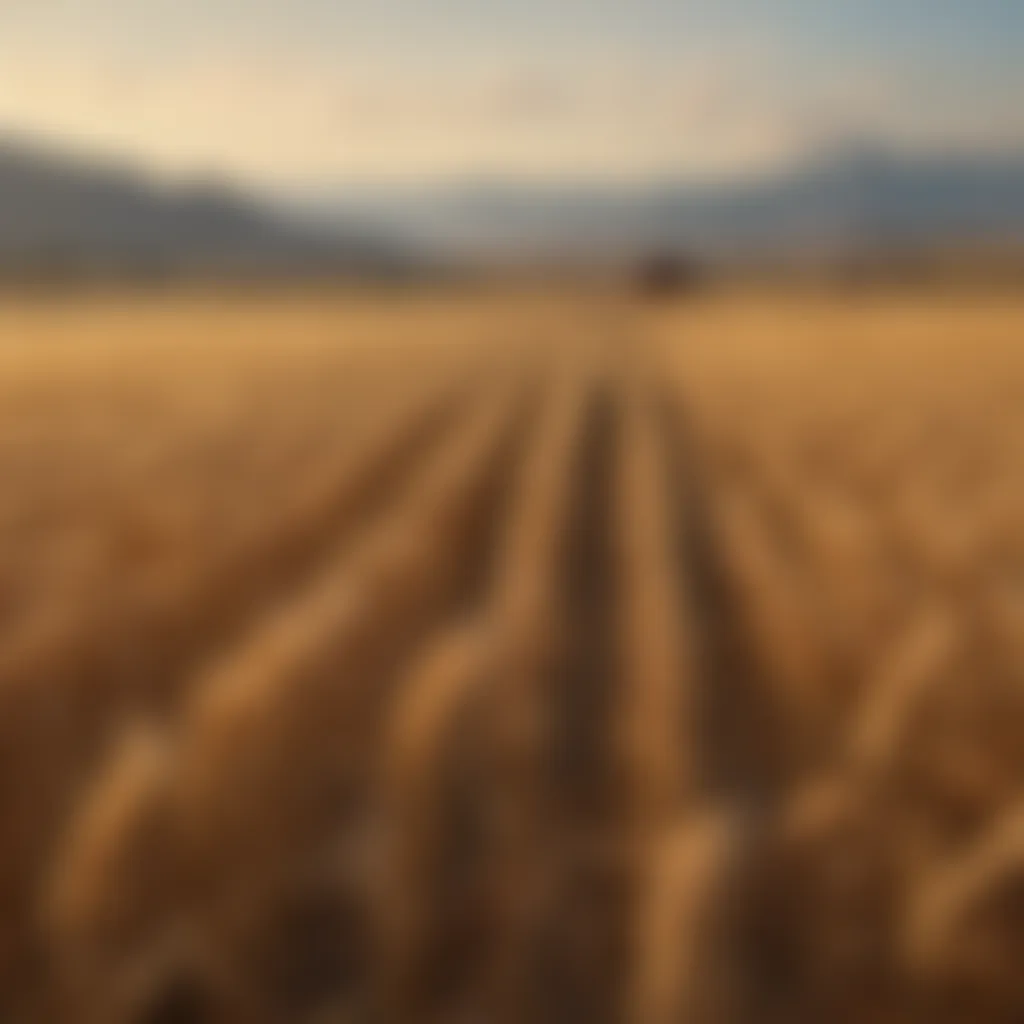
left=0, top=289, right=1021, bottom=1022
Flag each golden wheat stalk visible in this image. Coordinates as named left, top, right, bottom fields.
left=614, top=383, right=698, bottom=833
left=374, top=626, right=488, bottom=1021
left=905, top=801, right=1024, bottom=970
left=845, top=605, right=958, bottom=779
left=628, top=813, right=742, bottom=1024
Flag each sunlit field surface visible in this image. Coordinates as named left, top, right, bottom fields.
left=0, top=290, right=1023, bottom=1023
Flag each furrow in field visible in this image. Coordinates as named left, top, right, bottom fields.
left=370, top=376, right=593, bottom=1024
left=618, top=377, right=754, bottom=1024
left=44, top=381, right=528, bottom=1024
left=481, top=370, right=631, bottom=1024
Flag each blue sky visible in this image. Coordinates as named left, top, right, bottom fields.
left=0, top=0, right=1020, bottom=184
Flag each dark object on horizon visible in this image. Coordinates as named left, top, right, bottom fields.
left=635, top=253, right=704, bottom=298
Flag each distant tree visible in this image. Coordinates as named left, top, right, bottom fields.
left=635, top=252, right=704, bottom=298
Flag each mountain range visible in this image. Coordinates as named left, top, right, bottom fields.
left=0, top=137, right=406, bottom=279
left=1, top=135, right=1024, bottom=276
left=288, top=144, right=1024, bottom=266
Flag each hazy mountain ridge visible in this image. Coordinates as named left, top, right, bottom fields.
left=2, top=135, right=1024, bottom=276
left=290, top=144, right=1024, bottom=264
left=0, top=137, right=405, bottom=278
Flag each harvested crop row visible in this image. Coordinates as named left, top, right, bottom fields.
left=0, top=367, right=477, bottom=1019
left=0, top=291, right=1022, bottom=1023
left=46, top=381, right=526, bottom=1023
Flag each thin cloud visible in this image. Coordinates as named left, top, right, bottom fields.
left=0, top=41, right=1022, bottom=184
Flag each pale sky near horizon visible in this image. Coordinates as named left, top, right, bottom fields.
left=0, top=0, right=1021, bottom=186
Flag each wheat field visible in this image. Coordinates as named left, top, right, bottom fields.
left=0, top=289, right=1021, bottom=1023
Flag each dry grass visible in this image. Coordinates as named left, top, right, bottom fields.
left=0, top=289, right=1020, bottom=1021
